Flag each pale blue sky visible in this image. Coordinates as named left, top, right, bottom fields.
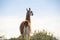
left=0, top=0, right=60, bottom=16
left=0, top=0, right=60, bottom=39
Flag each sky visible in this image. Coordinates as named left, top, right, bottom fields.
left=0, top=0, right=60, bottom=39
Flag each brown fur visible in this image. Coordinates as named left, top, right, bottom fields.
left=20, top=8, right=33, bottom=38
left=20, top=20, right=31, bottom=35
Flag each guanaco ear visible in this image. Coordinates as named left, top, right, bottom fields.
left=29, top=8, right=31, bottom=11
left=26, top=8, right=28, bottom=11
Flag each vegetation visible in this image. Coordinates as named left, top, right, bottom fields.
left=9, top=30, right=58, bottom=40
left=30, top=30, right=58, bottom=40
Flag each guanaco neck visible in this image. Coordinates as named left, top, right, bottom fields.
left=26, top=13, right=31, bottom=23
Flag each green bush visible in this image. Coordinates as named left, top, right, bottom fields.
left=30, top=30, right=58, bottom=40
left=9, top=30, right=58, bottom=40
